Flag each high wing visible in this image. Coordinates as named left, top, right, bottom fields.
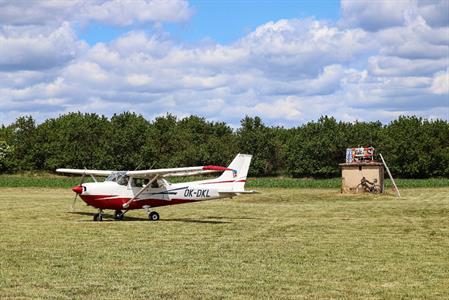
left=127, top=165, right=232, bottom=178
left=56, top=169, right=115, bottom=176
left=56, top=165, right=233, bottom=178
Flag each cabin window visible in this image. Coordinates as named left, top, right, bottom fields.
left=151, top=180, right=160, bottom=188
left=105, top=172, right=129, bottom=185
left=132, top=178, right=144, bottom=187
left=105, top=173, right=118, bottom=182
left=117, top=175, right=129, bottom=186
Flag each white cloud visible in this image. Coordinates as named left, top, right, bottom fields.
left=254, top=98, right=302, bottom=120
left=87, top=0, right=192, bottom=26
left=0, top=23, right=85, bottom=71
left=127, top=74, right=153, bottom=86
left=0, top=1, right=83, bottom=26
left=431, top=70, right=449, bottom=94
left=417, top=0, right=449, bottom=27
left=239, top=19, right=375, bottom=78
left=368, top=56, right=448, bottom=77
left=341, top=0, right=414, bottom=31
left=0, top=0, right=193, bottom=27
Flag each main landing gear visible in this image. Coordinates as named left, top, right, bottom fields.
left=93, top=209, right=103, bottom=221
left=93, top=209, right=126, bottom=221
left=92, top=208, right=159, bottom=221
left=143, top=205, right=160, bottom=221
left=148, top=211, right=160, bottom=221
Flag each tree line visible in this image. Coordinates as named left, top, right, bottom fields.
left=0, top=112, right=448, bottom=178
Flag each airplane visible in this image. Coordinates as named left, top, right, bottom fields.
left=56, top=154, right=254, bottom=221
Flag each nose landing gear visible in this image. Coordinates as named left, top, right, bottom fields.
left=114, top=210, right=126, bottom=220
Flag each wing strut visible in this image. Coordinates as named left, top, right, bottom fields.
left=122, top=175, right=159, bottom=209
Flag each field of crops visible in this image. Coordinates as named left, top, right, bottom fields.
left=1, top=173, right=448, bottom=189
left=1, top=187, right=449, bottom=298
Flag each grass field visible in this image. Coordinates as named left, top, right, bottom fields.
left=1, top=187, right=449, bottom=299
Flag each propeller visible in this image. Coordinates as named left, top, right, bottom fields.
left=71, top=172, right=86, bottom=211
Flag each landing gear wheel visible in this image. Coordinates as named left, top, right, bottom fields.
left=114, top=210, right=124, bottom=220
left=148, top=211, right=160, bottom=221
left=93, top=213, right=103, bottom=222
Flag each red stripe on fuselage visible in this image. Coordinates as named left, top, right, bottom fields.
left=80, top=195, right=198, bottom=210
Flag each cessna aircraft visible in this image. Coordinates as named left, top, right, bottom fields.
left=57, top=154, right=254, bottom=221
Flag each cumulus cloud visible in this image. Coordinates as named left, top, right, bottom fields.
left=341, top=0, right=413, bottom=31
left=0, top=23, right=85, bottom=71
left=239, top=19, right=374, bottom=79
left=0, top=0, right=448, bottom=126
left=0, top=0, right=192, bottom=26
left=417, top=0, right=449, bottom=27
left=0, top=1, right=82, bottom=26
left=431, top=70, right=449, bottom=94
left=87, top=0, right=193, bottom=26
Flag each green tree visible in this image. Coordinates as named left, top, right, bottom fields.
left=110, top=112, right=151, bottom=170
left=286, top=116, right=349, bottom=178
left=379, top=116, right=429, bottom=178
left=35, top=112, right=112, bottom=170
left=0, top=140, right=13, bottom=172
left=237, top=116, right=281, bottom=176
left=423, top=119, right=449, bottom=177
left=10, top=116, right=37, bottom=171
left=145, top=114, right=236, bottom=169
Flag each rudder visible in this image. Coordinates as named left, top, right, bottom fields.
left=217, top=153, right=252, bottom=191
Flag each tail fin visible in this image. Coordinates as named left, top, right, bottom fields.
left=216, top=153, right=252, bottom=191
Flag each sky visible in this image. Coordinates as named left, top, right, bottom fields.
left=0, top=0, right=448, bottom=127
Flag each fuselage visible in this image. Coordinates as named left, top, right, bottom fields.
left=77, top=177, right=244, bottom=210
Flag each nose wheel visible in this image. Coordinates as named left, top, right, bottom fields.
left=148, top=211, right=160, bottom=221
left=114, top=210, right=125, bottom=220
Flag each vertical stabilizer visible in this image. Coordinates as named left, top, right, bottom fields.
left=216, top=153, right=252, bottom=191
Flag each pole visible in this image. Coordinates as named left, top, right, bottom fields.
left=379, top=153, right=400, bottom=198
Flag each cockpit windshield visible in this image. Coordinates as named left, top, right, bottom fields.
left=105, top=172, right=129, bottom=186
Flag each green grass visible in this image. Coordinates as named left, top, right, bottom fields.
left=1, top=173, right=448, bottom=189
left=1, top=187, right=449, bottom=298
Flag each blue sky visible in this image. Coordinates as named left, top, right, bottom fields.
left=165, top=0, right=341, bottom=44
left=80, top=1, right=341, bottom=45
left=79, top=0, right=340, bottom=45
left=0, top=0, right=448, bottom=126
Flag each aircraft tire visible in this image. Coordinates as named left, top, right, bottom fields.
left=148, top=211, right=160, bottom=221
left=114, top=210, right=124, bottom=220
left=93, top=213, right=103, bottom=222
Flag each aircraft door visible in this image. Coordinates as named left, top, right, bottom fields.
left=155, top=180, right=170, bottom=201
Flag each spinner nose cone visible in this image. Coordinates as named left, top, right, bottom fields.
left=72, top=185, right=83, bottom=194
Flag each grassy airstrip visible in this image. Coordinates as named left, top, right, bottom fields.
left=1, top=182, right=449, bottom=298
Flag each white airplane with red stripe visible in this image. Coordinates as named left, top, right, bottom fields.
left=57, top=154, right=254, bottom=221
